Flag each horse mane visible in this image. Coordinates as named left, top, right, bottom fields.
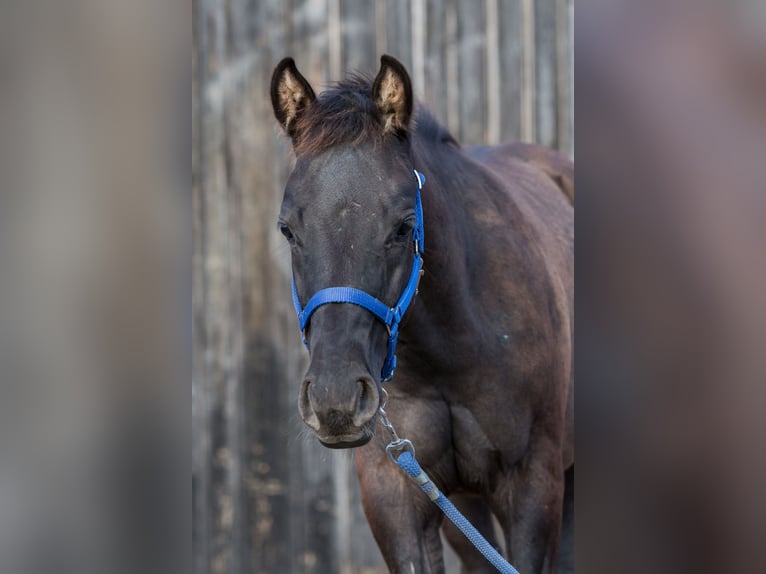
left=293, top=73, right=458, bottom=156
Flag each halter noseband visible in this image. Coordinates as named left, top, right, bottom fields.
left=291, top=169, right=426, bottom=382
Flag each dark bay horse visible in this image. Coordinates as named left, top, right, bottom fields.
left=271, top=55, right=573, bottom=574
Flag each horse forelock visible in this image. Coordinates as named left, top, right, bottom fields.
left=292, top=74, right=384, bottom=155
left=292, top=73, right=456, bottom=156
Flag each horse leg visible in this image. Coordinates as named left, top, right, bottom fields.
left=496, top=441, right=565, bottom=574
left=442, top=493, right=502, bottom=574
left=356, top=444, right=446, bottom=574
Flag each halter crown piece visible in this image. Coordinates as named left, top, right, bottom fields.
left=291, top=169, right=426, bottom=382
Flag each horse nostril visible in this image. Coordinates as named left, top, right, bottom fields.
left=353, top=378, right=380, bottom=427
left=299, top=378, right=321, bottom=431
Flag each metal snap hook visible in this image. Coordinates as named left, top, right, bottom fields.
left=378, top=391, right=400, bottom=444
left=386, top=438, right=415, bottom=463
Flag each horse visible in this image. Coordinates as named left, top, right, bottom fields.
left=270, top=54, right=574, bottom=574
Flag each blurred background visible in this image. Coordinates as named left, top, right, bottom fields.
left=192, top=1, right=573, bottom=573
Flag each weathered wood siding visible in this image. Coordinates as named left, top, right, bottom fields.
left=192, top=1, right=573, bottom=572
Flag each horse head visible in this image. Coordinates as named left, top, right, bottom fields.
left=271, top=55, right=421, bottom=448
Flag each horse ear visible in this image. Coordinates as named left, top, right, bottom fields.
left=372, top=55, right=413, bottom=134
left=270, top=57, right=316, bottom=139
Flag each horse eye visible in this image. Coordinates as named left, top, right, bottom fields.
left=279, top=223, right=294, bottom=241
left=397, top=219, right=413, bottom=238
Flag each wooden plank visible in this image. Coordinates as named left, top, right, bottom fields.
left=375, top=0, right=387, bottom=57
left=562, top=0, right=574, bottom=158
left=497, top=0, right=524, bottom=143
left=411, top=0, right=426, bottom=94
left=222, top=0, right=246, bottom=59
left=290, top=0, right=330, bottom=89
left=485, top=0, right=500, bottom=145
left=521, top=0, right=536, bottom=142
left=423, top=0, right=448, bottom=125
left=233, top=0, right=293, bottom=571
left=534, top=0, right=558, bottom=148
left=329, top=0, right=342, bottom=80
left=554, top=0, right=572, bottom=156
left=191, top=0, right=210, bottom=572
left=340, top=0, right=377, bottom=74
left=384, top=0, right=413, bottom=74
left=196, top=0, right=245, bottom=570
left=444, top=0, right=460, bottom=136
left=456, top=0, right=486, bottom=144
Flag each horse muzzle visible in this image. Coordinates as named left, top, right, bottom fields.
left=299, top=374, right=380, bottom=449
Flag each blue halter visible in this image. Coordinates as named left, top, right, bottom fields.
left=291, top=169, right=426, bottom=382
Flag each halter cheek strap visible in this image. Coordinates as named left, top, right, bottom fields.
left=291, top=169, right=426, bottom=382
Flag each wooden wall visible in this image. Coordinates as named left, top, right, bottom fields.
left=192, top=1, right=573, bottom=572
